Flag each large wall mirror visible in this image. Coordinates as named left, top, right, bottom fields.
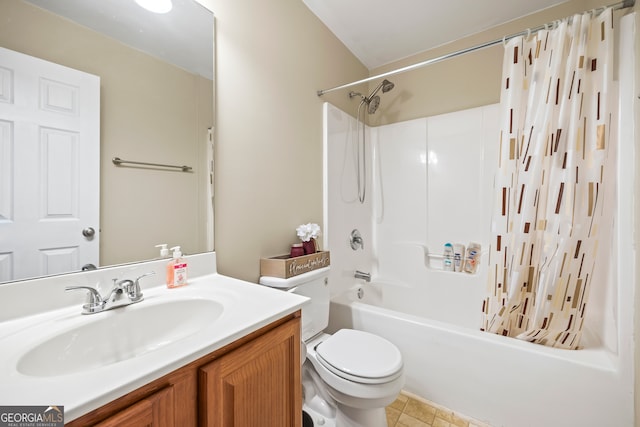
left=0, top=0, right=214, bottom=284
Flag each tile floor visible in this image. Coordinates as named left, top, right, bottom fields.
left=385, top=392, right=490, bottom=427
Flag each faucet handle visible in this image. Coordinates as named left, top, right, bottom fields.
left=128, top=271, right=155, bottom=302
left=135, top=271, right=156, bottom=283
left=350, top=229, right=364, bottom=250
left=65, top=286, right=104, bottom=313
left=65, top=286, right=102, bottom=304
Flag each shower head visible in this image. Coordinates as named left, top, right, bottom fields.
left=368, top=96, right=380, bottom=114
left=349, top=79, right=395, bottom=114
left=367, top=79, right=395, bottom=99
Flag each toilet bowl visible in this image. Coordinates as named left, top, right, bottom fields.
left=260, top=267, right=404, bottom=427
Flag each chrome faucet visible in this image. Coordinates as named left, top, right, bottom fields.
left=354, top=270, right=371, bottom=282
left=66, top=272, right=154, bottom=314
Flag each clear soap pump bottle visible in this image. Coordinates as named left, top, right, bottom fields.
left=167, top=246, right=188, bottom=288
left=155, top=244, right=169, bottom=258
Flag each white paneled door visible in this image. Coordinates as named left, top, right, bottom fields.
left=0, top=47, right=100, bottom=282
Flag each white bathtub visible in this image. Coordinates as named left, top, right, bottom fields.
left=327, top=280, right=632, bottom=427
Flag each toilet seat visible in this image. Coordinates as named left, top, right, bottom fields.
left=315, top=329, right=403, bottom=384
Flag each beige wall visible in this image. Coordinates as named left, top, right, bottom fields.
left=203, top=0, right=368, bottom=281
left=0, top=1, right=213, bottom=266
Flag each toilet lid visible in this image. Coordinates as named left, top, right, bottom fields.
left=315, top=329, right=402, bottom=383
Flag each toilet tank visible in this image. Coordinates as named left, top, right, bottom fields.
left=259, top=267, right=330, bottom=341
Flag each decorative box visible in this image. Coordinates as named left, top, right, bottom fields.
left=260, top=251, right=330, bottom=279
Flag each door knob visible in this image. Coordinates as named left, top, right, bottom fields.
left=82, top=227, right=96, bottom=238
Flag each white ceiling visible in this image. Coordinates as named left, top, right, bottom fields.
left=23, top=0, right=570, bottom=78
left=303, top=0, right=569, bottom=69
left=23, top=0, right=213, bottom=79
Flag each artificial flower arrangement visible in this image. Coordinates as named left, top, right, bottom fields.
left=295, top=223, right=321, bottom=255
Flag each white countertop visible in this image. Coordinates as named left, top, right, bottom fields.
left=0, top=254, right=308, bottom=421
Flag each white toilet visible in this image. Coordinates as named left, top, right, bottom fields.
left=260, top=267, right=404, bottom=427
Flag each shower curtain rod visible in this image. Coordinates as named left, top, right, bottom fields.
left=316, top=0, right=635, bottom=97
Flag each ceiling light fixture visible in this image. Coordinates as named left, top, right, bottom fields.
left=134, top=0, right=173, bottom=14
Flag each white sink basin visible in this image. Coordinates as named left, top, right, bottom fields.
left=17, top=298, right=224, bottom=377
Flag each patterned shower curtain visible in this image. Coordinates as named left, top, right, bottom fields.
left=481, top=8, right=615, bottom=350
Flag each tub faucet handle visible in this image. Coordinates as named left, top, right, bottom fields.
left=350, top=229, right=364, bottom=250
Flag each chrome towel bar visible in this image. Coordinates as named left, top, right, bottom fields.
left=112, top=157, right=192, bottom=172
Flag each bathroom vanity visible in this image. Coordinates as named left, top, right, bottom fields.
left=69, top=312, right=301, bottom=426
left=0, top=253, right=307, bottom=426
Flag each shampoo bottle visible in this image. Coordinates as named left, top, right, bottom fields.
left=443, top=243, right=454, bottom=271
left=167, top=246, right=188, bottom=288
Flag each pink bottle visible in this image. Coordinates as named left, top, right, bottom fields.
left=167, top=246, right=188, bottom=288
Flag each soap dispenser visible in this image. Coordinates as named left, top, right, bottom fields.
left=155, top=244, right=169, bottom=258
left=167, top=246, right=188, bottom=288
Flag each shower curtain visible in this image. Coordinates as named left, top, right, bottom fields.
left=481, top=8, right=615, bottom=349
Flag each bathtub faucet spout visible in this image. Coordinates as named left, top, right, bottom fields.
left=354, top=270, right=371, bottom=282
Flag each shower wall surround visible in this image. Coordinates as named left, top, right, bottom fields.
left=373, top=105, right=498, bottom=329
left=323, top=101, right=618, bottom=348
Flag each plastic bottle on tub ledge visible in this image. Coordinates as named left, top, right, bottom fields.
left=464, top=242, right=481, bottom=274
left=453, top=243, right=465, bottom=272
left=443, top=243, right=454, bottom=271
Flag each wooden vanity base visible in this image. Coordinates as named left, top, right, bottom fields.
left=66, top=312, right=301, bottom=427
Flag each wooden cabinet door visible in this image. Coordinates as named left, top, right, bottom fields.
left=199, top=317, right=301, bottom=427
left=94, top=386, right=175, bottom=427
